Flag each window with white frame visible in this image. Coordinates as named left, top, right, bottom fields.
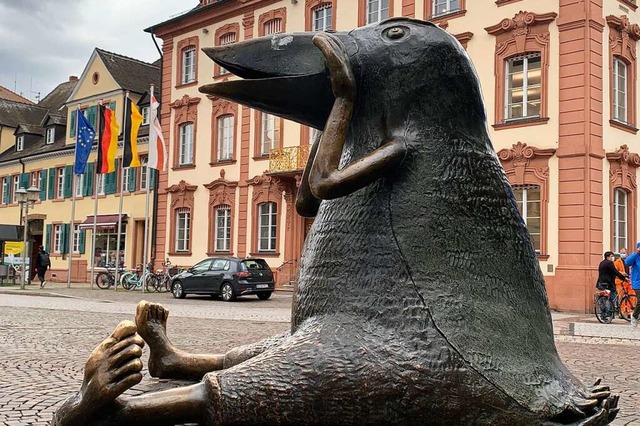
left=53, top=224, right=63, bottom=254
left=179, top=122, right=194, bottom=165
left=613, top=188, right=628, bottom=253
left=260, top=113, right=278, bottom=156
left=72, top=225, right=81, bottom=253
left=12, top=175, right=19, bottom=204
left=217, top=115, right=234, bottom=161
left=75, top=174, right=84, bottom=197
left=367, top=0, right=389, bottom=24
left=219, top=33, right=237, bottom=75
left=505, top=54, right=541, bottom=120
left=141, top=107, right=149, bottom=125
left=263, top=18, right=282, bottom=35
left=215, top=205, right=231, bottom=252
left=31, top=171, right=40, bottom=189
left=56, top=167, right=65, bottom=199
left=613, top=57, right=628, bottom=123
left=182, top=46, right=196, bottom=84
left=175, top=208, right=191, bottom=252
left=16, top=136, right=24, bottom=152
left=97, top=174, right=106, bottom=196
left=313, top=4, right=332, bottom=31
left=258, top=202, right=277, bottom=252
left=122, top=168, right=130, bottom=193
left=513, top=185, right=541, bottom=253
left=432, top=0, right=460, bottom=17
left=140, top=156, right=149, bottom=190
left=45, top=127, right=55, bottom=144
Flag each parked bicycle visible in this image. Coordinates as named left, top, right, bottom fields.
left=95, top=263, right=126, bottom=290
left=594, top=280, right=637, bottom=324
left=120, top=263, right=156, bottom=292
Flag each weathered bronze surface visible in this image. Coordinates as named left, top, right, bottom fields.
left=53, top=19, right=618, bottom=425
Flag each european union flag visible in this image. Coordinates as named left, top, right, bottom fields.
left=74, top=108, right=95, bottom=174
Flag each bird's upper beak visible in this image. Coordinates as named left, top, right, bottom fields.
left=199, top=31, right=355, bottom=129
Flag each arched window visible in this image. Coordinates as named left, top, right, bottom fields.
left=613, top=57, right=629, bottom=124
left=214, top=205, right=232, bottom=252
left=175, top=208, right=191, bottom=252
left=181, top=46, right=196, bottom=84
left=216, top=115, right=234, bottom=161
left=178, top=122, right=194, bottom=166
left=263, top=18, right=282, bottom=35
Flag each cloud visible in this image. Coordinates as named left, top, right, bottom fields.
left=0, top=0, right=187, bottom=101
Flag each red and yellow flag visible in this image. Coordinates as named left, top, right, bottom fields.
left=123, top=97, right=142, bottom=168
left=97, top=105, right=119, bottom=174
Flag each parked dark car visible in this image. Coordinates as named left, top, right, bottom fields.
left=170, top=257, right=275, bottom=301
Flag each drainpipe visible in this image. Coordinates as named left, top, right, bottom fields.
left=150, top=33, right=163, bottom=266
left=18, top=158, right=26, bottom=226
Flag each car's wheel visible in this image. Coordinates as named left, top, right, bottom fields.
left=172, top=281, right=186, bottom=299
left=257, top=292, right=272, bottom=300
left=221, top=282, right=236, bottom=302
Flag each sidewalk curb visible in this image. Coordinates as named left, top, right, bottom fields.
left=0, top=288, right=114, bottom=303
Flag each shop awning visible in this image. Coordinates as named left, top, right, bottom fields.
left=79, top=214, right=128, bottom=230
left=0, top=225, right=25, bottom=242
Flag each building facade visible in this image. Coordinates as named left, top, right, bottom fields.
left=0, top=49, right=159, bottom=282
left=148, top=0, right=639, bottom=312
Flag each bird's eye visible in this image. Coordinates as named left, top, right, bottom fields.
left=385, top=26, right=407, bottom=40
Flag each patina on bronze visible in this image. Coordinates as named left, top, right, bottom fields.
left=53, top=19, right=618, bottom=425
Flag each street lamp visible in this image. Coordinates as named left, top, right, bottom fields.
left=16, top=185, right=40, bottom=289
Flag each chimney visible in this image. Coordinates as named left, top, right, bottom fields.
left=69, top=76, right=78, bottom=82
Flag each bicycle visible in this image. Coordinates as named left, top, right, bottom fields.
left=594, top=280, right=637, bottom=324
left=120, top=263, right=156, bottom=292
left=95, top=263, right=126, bottom=290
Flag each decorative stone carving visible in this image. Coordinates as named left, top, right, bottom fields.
left=497, top=142, right=555, bottom=184
left=167, top=180, right=197, bottom=209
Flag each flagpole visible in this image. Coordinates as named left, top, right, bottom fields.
left=90, top=100, right=103, bottom=290
left=114, top=93, right=128, bottom=291
left=142, top=85, right=154, bottom=294
left=67, top=105, right=81, bottom=288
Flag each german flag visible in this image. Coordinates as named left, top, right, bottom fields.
left=97, top=105, right=119, bottom=174
left=123, top=97, right=142, bottom=168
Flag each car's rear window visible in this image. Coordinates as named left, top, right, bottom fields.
left=241, top=259, right=270, bottom=270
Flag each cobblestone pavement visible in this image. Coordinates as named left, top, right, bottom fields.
left=0, top=287, right=639, bottom=425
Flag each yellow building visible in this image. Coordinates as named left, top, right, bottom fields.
left=0, top=48, right=160, bottom=282
left=148, top=0, right=640, bottom=312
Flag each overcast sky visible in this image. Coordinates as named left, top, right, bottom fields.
left=0, top=0, right=192, bottom=103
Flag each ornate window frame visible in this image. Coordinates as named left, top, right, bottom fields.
left=485, top=11, right=557, bottom=130
left=607, top=145, right=639, bottom=252
left=497, top=142, right=555, bottom=258
left=170, top=95, right=201, bottom=169
left=248, top=174, right=284, bottom=257
left=214, top=23, right=240, bottom=78
left=176, top=36, right=199, bottom=88
left=258, top=8, right=287, bottom=36
left=607, top=15, right=640, bottom=134
left=305, top=0, right=336, bottom=31
left=167, top=180, right=197, bottom=256
left=204, top=170, right=238, bottom=255
left=209, top=96, right=238, bottom=165
left=424, top=0, right=466, bottom=26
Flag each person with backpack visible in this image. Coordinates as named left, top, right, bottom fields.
left=35, top=245, right=51, bottom=288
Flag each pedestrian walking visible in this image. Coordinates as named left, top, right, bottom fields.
left=597, top=251, right=626, bottom=310
left=614, top=249, right=632, bottom=298
left=35, top=246, right=51, bottom=288
left=625, top=242, right=640, bottom=327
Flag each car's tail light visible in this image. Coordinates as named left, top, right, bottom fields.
left=237, top=271, right=252, bottom=278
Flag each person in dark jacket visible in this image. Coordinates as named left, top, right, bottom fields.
left=35, top=246, right=51, bottom=288
left=597, top=251, right=627, bottom=308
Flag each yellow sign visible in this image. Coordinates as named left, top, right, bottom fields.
left=4, top=241, right=24, bottom=255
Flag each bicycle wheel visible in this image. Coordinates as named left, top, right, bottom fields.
left=95, top=272, right=112, bottom=289
left=145, top=274, right=157, bottom=293
left=595, top=296, right=614, bottom=324
left=121, top=273, right=136, bottom=291
left=160, top=275, right=171, bottom=293
left=620, top=294, right=637, bottom=321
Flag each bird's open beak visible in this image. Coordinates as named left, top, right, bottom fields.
left=199, top=32, right=355, bottom=129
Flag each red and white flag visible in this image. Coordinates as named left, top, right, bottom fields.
left=147, top=95, right=167, bottom=172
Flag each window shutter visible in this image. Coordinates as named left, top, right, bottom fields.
left=47, top=168, right=55, bottom=200
left=69, top=110, right=77, bottom=137
left=87, top=106, right=98, bottom=129
left=61, top=223, right=69, bottom=254
left=45, top=224, right=52, bottom=253
left=39, top=172, right=47, bottom=201
left=63, top=165, right=73, bottom=198
left=105, top=159, right=117, bottom=195
left=79, top=230, right=86, bottom=254
left=20, top=173, right=29, bottom=189
left=83, top=163, right=95, bottom=197
left=129, top=167, right=136, bottom=192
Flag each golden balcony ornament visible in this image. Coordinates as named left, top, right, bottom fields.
left=269, top=145, right=310, bottom=173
